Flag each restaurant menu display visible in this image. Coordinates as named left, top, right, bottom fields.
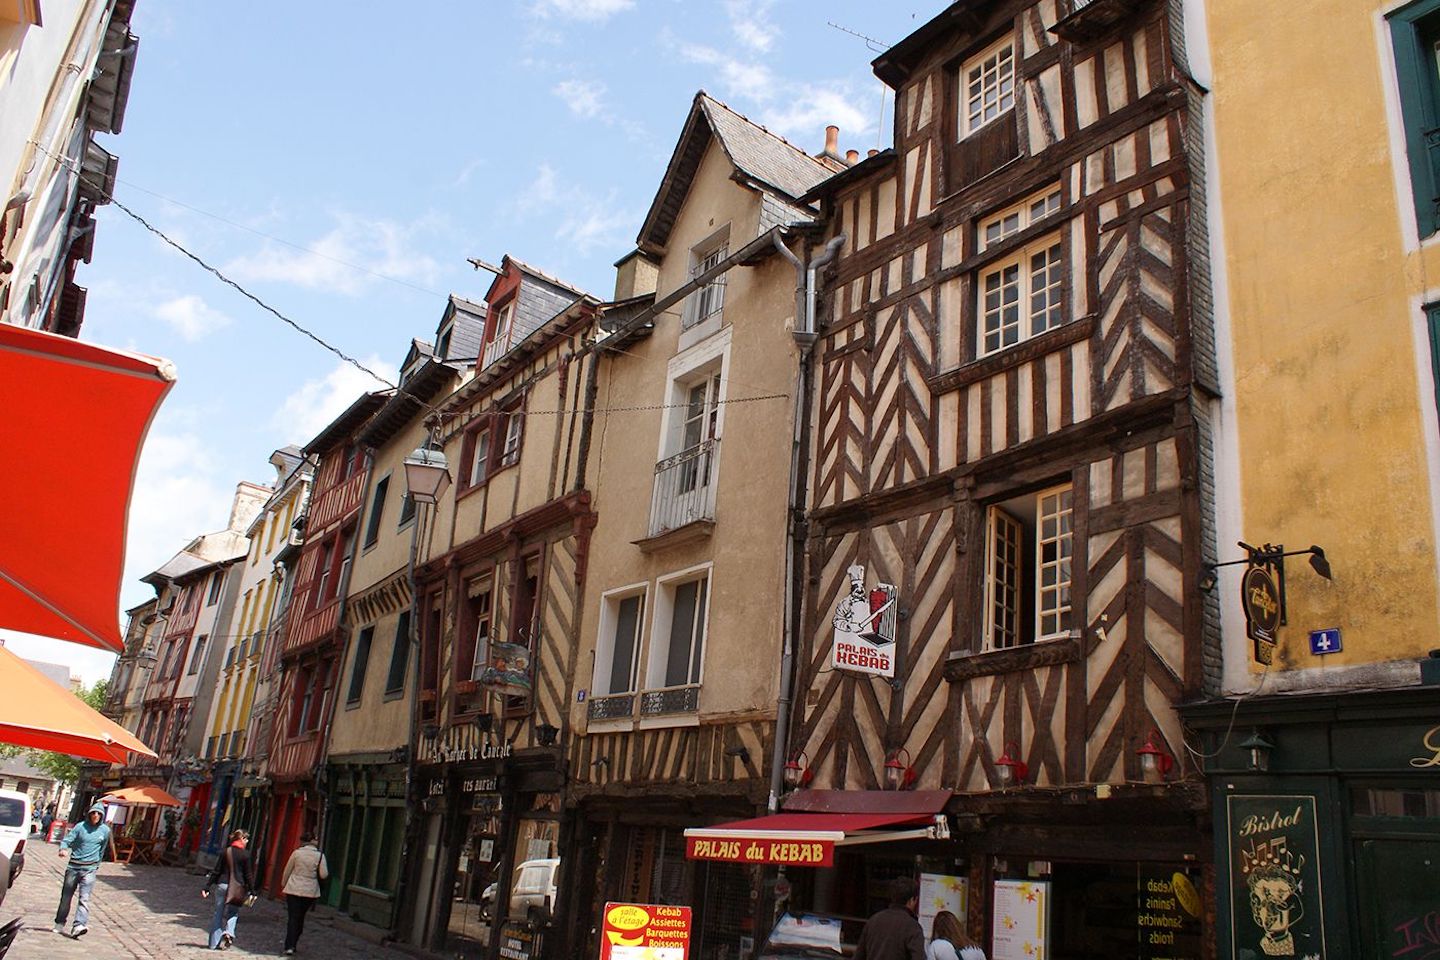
left=919, top=873, right=968, bottom=942
left=599, top=902, right=692, bottom=960
left=992, top=880, right=1048, bottom=960
left=1137, top=865, right=1203, bottom=959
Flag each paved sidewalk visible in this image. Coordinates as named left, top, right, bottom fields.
left=0, top=838, right=416, bottom=959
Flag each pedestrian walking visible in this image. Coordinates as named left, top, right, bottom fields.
left=853, top=876, right=926, bottom=960
left=279, top=831, right=329, bottom=955
left=39, top=803, right=55, bottom=840
left=202, top=828, right=254, bottom=950
left=927, top=910, right=986, bottom=960
left=52, top=802, right=115, bottom=939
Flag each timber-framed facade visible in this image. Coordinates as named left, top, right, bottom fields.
left=785, top=0, right=1218, bottom=950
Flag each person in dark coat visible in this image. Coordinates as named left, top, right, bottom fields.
left=202, top=829, right=254, bottom=950
left=853, top=876, right=926, bottom=960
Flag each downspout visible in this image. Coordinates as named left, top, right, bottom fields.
left=768, top=230, right=845, bottom=813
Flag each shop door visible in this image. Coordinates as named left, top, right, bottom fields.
left=410, top=812, right=444, bottom=947
left=1355, top=838, right=1440, bottom=958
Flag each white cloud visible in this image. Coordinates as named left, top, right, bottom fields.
left=153, top=294, right=231, bottom=342
left=224, top=214, right=442, bottom=296
left=531, top=0, right=633, bottom=21
left=759, top=85, right=873, bottom=144
left=270, top=357, right=394, bottom=446
left=554, top=78, right=608, bottom=119
left=725, top=0, right=779, bottom=53
left=677, top=42, right=774, bottom=102
left=511, top=164, right=634, bottom=257
left=124, top=425, right=235, bottom=594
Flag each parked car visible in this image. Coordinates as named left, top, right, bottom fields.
left=480, top=857, right=560, bottom=922
left=0, top=790, right=30, bottom=890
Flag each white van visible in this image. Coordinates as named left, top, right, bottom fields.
left=508, top=857, right=559, bottom=914
left=0, top=790, right=31, bottom=887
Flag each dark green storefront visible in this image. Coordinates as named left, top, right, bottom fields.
left=1182, top=685, right=1440, bottom=959
left=324, top=755, right=408, bottom=929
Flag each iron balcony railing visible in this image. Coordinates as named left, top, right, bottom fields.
left=648, top=438, right=719, bottom=537
left=587, top=683, right=701, bottom=722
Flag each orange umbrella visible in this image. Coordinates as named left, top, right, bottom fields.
left=101, top=785, right=180, bottom=807
left=0, top=644, right=155, bottom=762
left=0, top=323, right=175, bottom=652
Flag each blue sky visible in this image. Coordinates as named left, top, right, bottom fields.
left=4, top=0, right=948, bottom=683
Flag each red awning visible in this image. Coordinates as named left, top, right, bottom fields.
left=0, top=324, right=175, bottom=652
left=684, top=792, right=952, bottom=867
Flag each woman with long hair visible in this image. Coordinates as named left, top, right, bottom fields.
left=201, top=829, right=253, bottom=950
left=928, top=910, right=987, bottom=960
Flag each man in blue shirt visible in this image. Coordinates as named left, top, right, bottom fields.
left=53, top=802, right=115, bottom=938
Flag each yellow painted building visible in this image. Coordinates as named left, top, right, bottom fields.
left=1181, top=0, right=1440, bottom=953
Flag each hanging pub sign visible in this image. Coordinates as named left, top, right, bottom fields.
left=1241, top=561, right=1281, bottom=666
left=831, top=564, right=898, bottom=677
left=1226, top=794, right=1327, bottom=960
left=481, top=640, right=533, bottom=694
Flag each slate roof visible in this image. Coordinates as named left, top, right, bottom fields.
left=637, top=92, right=845, bottom=255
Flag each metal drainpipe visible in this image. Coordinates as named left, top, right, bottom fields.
left=768, top=230, right=845, bottom=813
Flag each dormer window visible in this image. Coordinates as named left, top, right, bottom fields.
left=961, top=38, right=1015, bottom=138
left=483, top=300, right=518, bottom=368
left=436, top=324, right=453, bottom=361
left=684, top=229, right=729, bottom=331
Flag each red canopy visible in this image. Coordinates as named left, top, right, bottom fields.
left=0, top=643, right=155, bottom=762
left=0, top=324, right=174, bottom=652
left=684, top=809, right=947, bottom=867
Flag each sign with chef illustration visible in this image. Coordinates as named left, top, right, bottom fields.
left=831, top=564, right=898, bottom=677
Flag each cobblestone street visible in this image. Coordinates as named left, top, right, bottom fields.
left=1, top=839, right=414, bottom=959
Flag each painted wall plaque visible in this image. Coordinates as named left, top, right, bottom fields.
left=1226, top=795, right=1326, bottom=959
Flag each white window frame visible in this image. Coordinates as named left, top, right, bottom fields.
left=978, top=185, right=1063, bottom=253
left=469, top=576, right=494, bottom=682
left=684, top=226, right=730, bottom=331
left=645, top=564, right=712, bottom=691
left=977, top=233, right=1064, bottom=358
left=961, top=37, right=1016, bottom=137
left=467, top=428, right=491, bottom=487
left=983, top=484, right=1074, bottom=650
left=501, top=410, right=523, bottom=467
left=592, top=583, right=648, bottom=697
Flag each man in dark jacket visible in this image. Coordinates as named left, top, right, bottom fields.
left=853, top=876, right=925, bottom=960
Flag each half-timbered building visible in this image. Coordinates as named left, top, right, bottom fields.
left=262, top=391, right=385, bottom=894
left=744, top=1, right=1216, bottom=952
left=401, top=257, right=598, bottom=957
left=563, top=93, right=843, bottom=960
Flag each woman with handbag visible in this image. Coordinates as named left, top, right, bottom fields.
left=201, top=829, right=254, bottom=950
left=279, top=831, right=329, bottom=955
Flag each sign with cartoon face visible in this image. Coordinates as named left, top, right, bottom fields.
left=831, top=564, right=898, bottom=677
left=1226, top=795, right=1326, bottom=959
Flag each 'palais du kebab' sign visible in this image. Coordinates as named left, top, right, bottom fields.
left=832, top=564, right=898, bottom=677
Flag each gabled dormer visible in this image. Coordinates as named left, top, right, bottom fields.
left=477, top=255, right=589, bottom=369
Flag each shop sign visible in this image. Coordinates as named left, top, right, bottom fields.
left=1137, top=866, right=1202, bottom=959
left=599, top=902, right=692, bottom=960
left=684, top=835, right=833, bottom=867
left=992, top=880, right=1048, bottom=960
left=1412, top=724, right=1440, bottom=768
left=1241, top=563, right=1280, bottom=665
left=1226, top=795, right=1326, bottom=959
left=498, top=920, right=535, bottom=960
left=831, top=564, right=898, bottom=677
left=481, top=640, right=533, bottom=695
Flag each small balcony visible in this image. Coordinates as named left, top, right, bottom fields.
left=587, top=684, right=700, bottom=723
left=1051, top=0, right=1141, bottom=40
left=643, top=439, right=719, bottom=544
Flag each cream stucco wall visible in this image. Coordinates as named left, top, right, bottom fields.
left=576, top=140, right=801, bottom=732
left=1206, top=0, right=1440, bottom=685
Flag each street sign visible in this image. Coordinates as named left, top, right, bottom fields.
left=1241, top=563, right=1281, bottom=665
left=1308, top=628, right=1342, bottom=656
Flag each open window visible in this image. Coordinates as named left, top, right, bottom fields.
left=684, top=229, right=729, bottom=331
left=983, top=484, right=1074, bottom=649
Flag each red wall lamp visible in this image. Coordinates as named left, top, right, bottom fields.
left=1136, top=728, right=1175, bottom=783
left=994, top=742, right=1029, bottom=787
left=783, top=751, right=814, bottom=789
left=883, top=748, right=916, bottom=790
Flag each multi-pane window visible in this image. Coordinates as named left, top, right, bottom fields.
left=500, top=409, right=523, bottom=467
left=187, top=635, right=207, bottom=675
left=687, top=244, right=728, bottom=329
left=979, top=186, right=1062, bottom=251
left=979, top=238, right=1063, bottom=356
left=678, top=374, right=721, bottom=493
left=984, top=485, right=1073, bottom=650
left=962, top=39, right=1015, bottom=136
left=467, top=430, right=491, bottom=487
left=314, top=541, right=334, bottom=609
left=468, top=578, right=493, bottom=682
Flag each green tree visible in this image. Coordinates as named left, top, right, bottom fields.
left=0, top=679, right=111, bottom=786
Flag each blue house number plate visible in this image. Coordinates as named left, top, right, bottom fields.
left=1308, top=628, right=1342, bottom=656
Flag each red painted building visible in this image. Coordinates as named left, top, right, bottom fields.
left=262, top=392, right=385, bottom=894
